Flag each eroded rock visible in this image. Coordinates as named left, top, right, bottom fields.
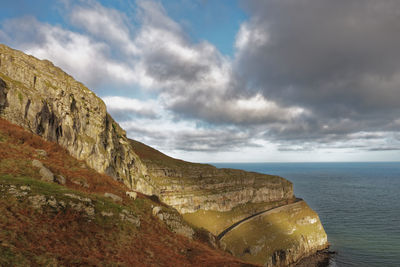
left=101, top=211, right=114, bottom=217
left=28, top=195, right=47, bottom=209
left=119, top=209, right=140, bottom=227
left=71, top=178, right=89, bottom=188
left=32, top=160, right=54, bottom=182
left=104, top=192, right=122, bottom=202
left=152, top=206, right=162, bottom=216
left=126, top=191, right=137, bottom=200
left=54, top=175, right=66, bottom=185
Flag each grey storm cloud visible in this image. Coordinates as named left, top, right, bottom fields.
left=239, top=0, right=400, bottom=102
left=2, top=0, right=400, bottom=154
left=236, top=0, right=400, bottom=139
left=123, top=123, right=260, bottom=152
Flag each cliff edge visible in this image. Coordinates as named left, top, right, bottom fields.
left=0, top=44, right=328, bottom=266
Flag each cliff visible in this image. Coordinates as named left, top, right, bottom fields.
left=0, top=44, right=151, bottom=190
left=0, top=44, right=329, bottom=266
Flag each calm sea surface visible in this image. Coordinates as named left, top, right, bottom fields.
left=211, top=162, right=400, bottom=267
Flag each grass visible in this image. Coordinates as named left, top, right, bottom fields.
left=183, top=199, right=292, bottom=236
left=220, top=201, right=328, bottom=266
left=0, top=117, right=256, bottom=267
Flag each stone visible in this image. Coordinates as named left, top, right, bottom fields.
left=64, top=193, right=92, bottom=203
left=68, top=201, right=95, bottom=217
left=71, top=178, right=89, bottom=188
left=152, top=206, right=162, bottom=216
left=39, top=166, right=54, bottom=183
left=28, top=195, right=47, bottom=209
left=32, top=159, right=54, bottom=182
left=126, top=191, right=137, bottom=200
left=20, top=185, right=31, bottom=191
left=46, top=196, right=58, bottom=209
left=104, top=192, right=122, bottom=202
left=101, top=211, right=114, bottom=217
left=119, top=210, right=140, bottom=227
left=54, top=175, right=66, bottom=185
left=32, top=159, right=43, bottom=169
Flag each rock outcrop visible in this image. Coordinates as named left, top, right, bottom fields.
left=0, top=44, right=328, bottom=266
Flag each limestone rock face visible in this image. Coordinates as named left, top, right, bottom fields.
left=0, top=44, right=151, bottom=191
left=130, top=139, right=295, bottom=214
left=155, top=170, right=293, bottom=213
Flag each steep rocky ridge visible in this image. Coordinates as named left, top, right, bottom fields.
left=0, top=44, right=329, bottom=266
left=0, top=44, right=150, bottom=191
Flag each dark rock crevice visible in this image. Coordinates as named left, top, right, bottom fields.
left=35, top=102, right=62, bottom=142
left=24, top=99, right=31, bottom=119
left=0, top=78, right=8, bottom=113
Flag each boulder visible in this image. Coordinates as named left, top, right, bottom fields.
left=32, top=159, right=44, bottom=169
left=71, top=178, right=89, bottom=188
left=152, top=206, right=162, bottom=216
left=32, top=160, right=54, bottom=182
left=104, top=192, right=122, bottom=202
left=126, top=191, right=137, bottom=200
left=55, top=175, right=66, bottom=185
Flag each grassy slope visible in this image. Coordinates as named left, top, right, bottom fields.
left=130, top=139, right=289, bottom=185
left=219, top=201, right=328, bottom=266
left=0, top=118, right=256, bottom=267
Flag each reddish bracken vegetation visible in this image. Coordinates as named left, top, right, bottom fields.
left=0, top=117, right=129, bottom=198
left=0, top=118, right=256, bottom=266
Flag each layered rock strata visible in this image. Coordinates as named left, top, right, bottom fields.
left=130, top=139, right=294, bottom=214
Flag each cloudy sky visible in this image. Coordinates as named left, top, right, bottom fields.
left=1, top=0, right=400, bottom=162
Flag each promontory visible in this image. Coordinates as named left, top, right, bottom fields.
left=0, top=44, right=328, bottom=266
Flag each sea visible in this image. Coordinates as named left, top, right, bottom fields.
left=211, top=162, right=400, bottom=267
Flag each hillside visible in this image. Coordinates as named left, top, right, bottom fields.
left=0, top=43, right=328, bottom=266
left=0, top=117, right=256, bottom=266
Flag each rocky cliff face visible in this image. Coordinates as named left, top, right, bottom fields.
left=130, top=139, right=294, bottom=214
left=0, top=44, right=153, bottom=191
left=0, top=44, right=328, bottom=266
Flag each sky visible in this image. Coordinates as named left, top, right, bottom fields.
left=1, top=0, right=400, bottom=163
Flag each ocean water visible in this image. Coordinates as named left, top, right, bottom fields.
left=211, top=162, right=400, bottom=267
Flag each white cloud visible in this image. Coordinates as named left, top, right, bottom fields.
left=69, top=2, right=138, bottom=55
left=2, top=0, right=399, bottom=161
left=102, top=96, right=159, bottom=118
